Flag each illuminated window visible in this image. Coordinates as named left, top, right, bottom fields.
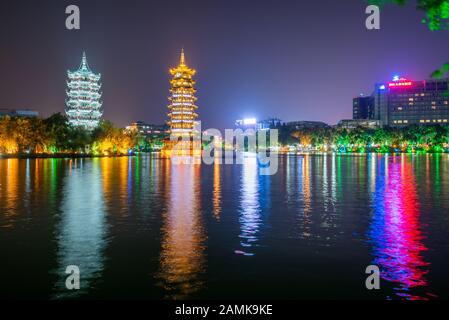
left=398, top=107, right=403, bottom=111
left=420, top=120, right=425, bottom=123
left=444, top=119, right=448, bottom=122
left=403, top=120, right=408, bottom=123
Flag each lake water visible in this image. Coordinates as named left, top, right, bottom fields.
left=1, top=154, right=449, bottom=300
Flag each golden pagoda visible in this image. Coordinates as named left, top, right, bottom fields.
left=162, top=49, right=201, bottom=157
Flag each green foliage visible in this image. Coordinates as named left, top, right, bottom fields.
left=367, top=1, right=449, bottom=78
left=368, top=0, right=449, bottom=30
left=285, top=124, right=449, bottom=152
left=91, top=120, right=136, bottom=155
left=0, top=114, right=136, bottom=156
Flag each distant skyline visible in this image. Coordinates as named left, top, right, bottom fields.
left=2, top=0, right=449, bottom=129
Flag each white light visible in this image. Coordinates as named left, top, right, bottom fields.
left=243, top=118, right=257, bottom=125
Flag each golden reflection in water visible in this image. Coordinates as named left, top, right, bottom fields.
left=301, top=155, right=312, bottom=237
left=212, top=162, right=222, bottom=220
left=322, top=156, right=328, bottom=211
left=157, top=161, right=206, bottom=299
left=119, top=157, right=129, bottom=207
left=100, top=157, right=111, bottom=197
left=0, top=159, right=19, bottom=227
left=302, top=155, right=311, bottom=214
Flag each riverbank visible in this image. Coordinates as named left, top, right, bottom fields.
left=0, top=153, right=131, bottom=159
left=2, top=150, right=449, bottom=159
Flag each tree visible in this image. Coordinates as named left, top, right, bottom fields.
left=91, top=120, right=136, bottom=155
left=369, top=0, right=449, bottom=77
left=43, top=113, right=71, bottom=152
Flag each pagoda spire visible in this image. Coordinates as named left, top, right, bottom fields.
left=80, top=51, right=90, bottom=71
left=180, top=48, right=185, bottom=66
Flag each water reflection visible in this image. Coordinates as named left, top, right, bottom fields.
left=0, top=159, right=19, bottom=227
left=368, top=156, right=431, bottom=300
left=235, top=155, right=261, bottom=256
left=157, top=161, right=206, bottom=299
left=53, top=159, right=107, bottom=298
left=212, top=162, right=222, bottom=220
left=301, top=155, right=312, bottom=238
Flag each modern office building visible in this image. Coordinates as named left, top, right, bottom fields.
left=235, top=118, right=257, bottom=130
left=235, top=118, right=282, bottom=131
left=285, top=121, right=330, bottom=130
left=353, top=95, right=375, bottom=120
left=337, top=119, right=380, bottom=129
left=125, top=121, right=169, bottom=136
left=257, top=118, right=282, bottom=130
left=0, top=108, right=39, bottom=118
left=372, top=77, right=449, bottom=127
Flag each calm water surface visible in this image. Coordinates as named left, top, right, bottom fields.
left=1, top=154, right=449, bottom=300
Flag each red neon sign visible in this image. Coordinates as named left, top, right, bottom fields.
left=388, top=78, right=413, bottom=88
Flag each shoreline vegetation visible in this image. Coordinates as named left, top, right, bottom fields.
left=1, top=113, right=449, bottom=158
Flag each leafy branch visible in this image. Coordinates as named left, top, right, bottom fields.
left=368, top=1, right=449, bottom=78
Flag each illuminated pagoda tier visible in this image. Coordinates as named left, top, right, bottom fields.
left=65, top=52, right=103, bottom=130
left=167, top=49, right=198, bottom=136
left=163, top=49, right=200, bottom=156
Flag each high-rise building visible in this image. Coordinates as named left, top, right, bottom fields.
left=65, top=52, right=103, bottom=130
left=373, top=77, right=449, bottom=127
left=167, top=49, right=199, bottom=137
left=353, top=95, right=375, bottom=120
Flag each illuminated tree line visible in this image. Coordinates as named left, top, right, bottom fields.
left=0, top=113, right=136, bottom=156
left=279, top=124, right=449, bottom=152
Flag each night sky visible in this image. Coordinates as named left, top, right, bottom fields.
left=2, top=0, right=449, bottom=129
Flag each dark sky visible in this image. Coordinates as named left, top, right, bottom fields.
left=1, top=0, right=449, bottom=129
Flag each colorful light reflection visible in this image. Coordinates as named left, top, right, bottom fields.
left=368, top=157, right=432, bottom=300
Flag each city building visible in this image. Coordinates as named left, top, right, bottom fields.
left=65, top=52, right=103, bottom=130
left=166, top=49, right=199, bottom=137
left=353, top=95, right=375, bottom=120
left=126, top=121, right=169, bottom=151
left=257, top=118, right=282, bottom=130
left=235, top=118, right=257, bottom=130
left=284, top=121, right=330, bottom=130
left=235, top=118, right=282, bottom=131
left=126, top=121, right=169, bottom=136
left=0, top=108, right=39, bottom=118
left=337, top=119, right=380, bottom=129
left=373, top=76, right=449, bottom=127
